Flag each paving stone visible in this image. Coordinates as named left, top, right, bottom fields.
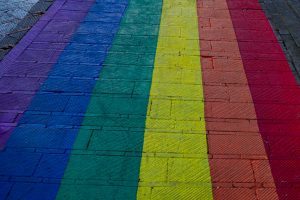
left=27, top=94, right=70, bottom=112
left=0, top=151, right=41, bottom=176
left=0, top=93, right=33, bottom=110
left=41, top=78, right=96, bottom=93
left=210, top=159, right=254, bottom=183
left=88, top=130, right=144, bottom=151
left=34, top=153, right=70, bottom=178
left=149, top=185, right=213, bottom=200
left=63, top=154, right=141, bottom=182
left=7, top=183, right=59, bottom=200
left=213, top=188, right=257, bottom=200
left=6, top=127, right=78, bottom=149
left=208, top=135, right=266, bottom=155
left=57, top=185, right=137, bottom=200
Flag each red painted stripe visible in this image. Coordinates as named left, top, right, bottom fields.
left=197, top=0, right=278, bottom=199
left=227, top=0, right=300, bottom=199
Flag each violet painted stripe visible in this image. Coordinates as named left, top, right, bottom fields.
left=0, top=0, right=95, bottom=149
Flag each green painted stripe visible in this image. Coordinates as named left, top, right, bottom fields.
left=56, top=1, right=163, bottom=199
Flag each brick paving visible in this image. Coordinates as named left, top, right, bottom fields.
left=0, top=0, right=300, bottom=199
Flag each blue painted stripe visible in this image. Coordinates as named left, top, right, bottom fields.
left=0, top=1, right=128, bottom=199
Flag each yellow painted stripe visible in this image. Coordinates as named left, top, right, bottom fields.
left=137, top=0, right=213, bottom=199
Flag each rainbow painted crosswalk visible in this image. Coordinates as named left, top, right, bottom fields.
left=1, top=0, right=300, bottom=199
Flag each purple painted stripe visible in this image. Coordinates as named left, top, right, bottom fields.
left=0, top=0, right=95, bottom=149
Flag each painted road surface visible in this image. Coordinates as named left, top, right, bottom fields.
left=0, top=0, right=300, bottom=199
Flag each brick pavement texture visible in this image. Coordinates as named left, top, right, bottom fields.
left=0, top=0, right=54, bottom=60
left=0, top=0, right=39, bottom=40
left=0, top=0, right=300, bottom=199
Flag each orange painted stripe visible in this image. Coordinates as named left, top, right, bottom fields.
left=197, top=0, right=278, bottom=199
